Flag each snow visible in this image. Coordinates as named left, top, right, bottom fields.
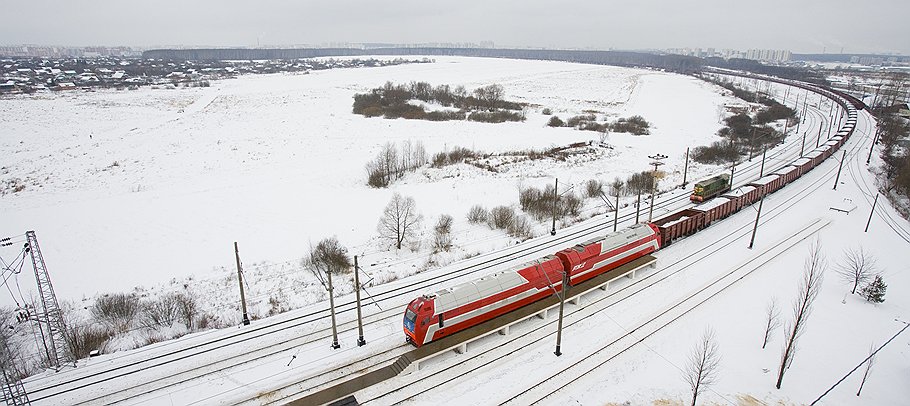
left=0, top=56, right=735, bottom=306
left=3, top=58, right=908, bottom=406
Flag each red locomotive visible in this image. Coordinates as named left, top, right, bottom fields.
left=403, top=223, right=660, bottom=347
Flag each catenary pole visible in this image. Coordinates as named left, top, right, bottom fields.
left=748, top=192, right=765, bottom=249
left=865, top=194, right=879, bottom=233
left=682, top=147, right=689, bottom=188
left=554, top=270, right=567, bottom=356
left=833, top=151, right=847, bottom=190
left=234, top=242, right=250, bottom=326
left=327, top=269, right=341, bottom=349
left=354, top=255, right=366, bottom=346
left=550, top=178, right=558, bottom=236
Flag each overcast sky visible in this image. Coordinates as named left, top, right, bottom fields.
left=3, top=0, right=908, bottom=54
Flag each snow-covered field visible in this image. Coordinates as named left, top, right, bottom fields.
left=5, top=57, right=908, bottom=406
left=1, top=56, right=733, bottom=312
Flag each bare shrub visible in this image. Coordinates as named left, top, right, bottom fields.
left=519, top=187, right=544, bottom=211
left=174, top=293, right=199, bottom=330
left=508, top=215, right=534, bottom=240
left=142, top=293, right=182, bottom=327
left=547, top=116, right=565, bottom=127
left=467, top=205, right=489, bottom=223
left=692, top=141, right=740, bottom=164
left=91, top=293, right=140, bottom=332
left=433, top=214, right=454, bottom=252
left=565, top=114, right=596, bottom=128
left=65, top=324, right=112, bottom=359
left=585, top=179, right=604, bottom=198
left=488, top=206, right=516, bottom=229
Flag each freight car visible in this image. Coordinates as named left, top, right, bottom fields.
left=403, top=223, right=660, bottom=347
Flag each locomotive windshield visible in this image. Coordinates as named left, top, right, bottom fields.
left=404, top=308, right=417, bottom=332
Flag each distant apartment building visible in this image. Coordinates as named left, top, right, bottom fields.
left=665, top=47, right=791, bottom=62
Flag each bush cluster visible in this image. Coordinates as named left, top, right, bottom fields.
left=353, top=81, right=526, bottom=123
left=431, top=147, right=480, bottom=168
left=467, top=110, right=525, bottom=123
left=65, top=291, right=205, bottom=360
left=518, top=185, right=582, bottom=222
left=548, top=114, right=650, bottom=135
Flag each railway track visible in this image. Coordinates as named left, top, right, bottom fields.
left=356, top=109, right=867, bottom=405
left=23, top=74, right=851, bottom=405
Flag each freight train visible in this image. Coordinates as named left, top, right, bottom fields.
left=403, top=77, right=861, bottom=348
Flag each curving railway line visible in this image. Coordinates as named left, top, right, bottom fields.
left=22, top=71, right=863, bottom=406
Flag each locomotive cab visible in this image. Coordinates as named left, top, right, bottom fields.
left=403, top=295, right=436, bottom=346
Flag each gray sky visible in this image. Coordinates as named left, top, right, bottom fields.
left=3, top=0, right=908, bottom=54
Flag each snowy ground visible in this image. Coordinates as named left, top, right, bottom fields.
left=5, top=58, right=907, bottom=405
left=1, top=56, right=735, bottom=317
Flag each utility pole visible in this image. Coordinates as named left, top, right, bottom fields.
left=866, top=127, right=880, bottom=164
left=681, top=147, right=690, bottom=188
left=25, top=231, right=68, bottom=370
left=759, top=148, right=767, bottom=177
left=729, top=158, right=737, bottom=189
left=833, top=151, right=847, bottom=190
left=613, top=192, right=619, bottom=232
left=327, top=269, right=341, bottom=349
left=234, top=242, right=250, bottom=326
left=816, top=118, right=823, bottom=148
left=748, top=128, right=756, bottom=161
left=354, top=255, right=366, bottom=346
left=635, top=188, right=642, bottom=224
left=647, top=154, right=667, bottom=222
left=550, top=178, right=558, bottom=236
left=865, top=194, right=879, bottom=233
left=800, top=132, right=807, bottom=158
left=749, top=191, right=766, bottom=249
left=554, top=270, right=568, bottom=356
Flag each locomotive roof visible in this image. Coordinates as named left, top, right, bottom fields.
left=431, top=255, right=557, bottom=314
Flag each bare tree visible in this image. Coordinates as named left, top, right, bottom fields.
left=377, top=193, right=423, bottom=250
left=776, top=241, right=826, bottom=389
left=857, top=342, right=876, bottom=396
left=762, top=297, right=782, bottom=349
left=304, top=236, right=352, bottom=286
left=836, top=247, right=877, bottom=295
left=683, top=327, right=721, bottom=406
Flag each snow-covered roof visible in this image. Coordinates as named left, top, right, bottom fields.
left=694, top=197, right=730, bottom=212
left=722, top=185, right=756, bottom=198
left=750, top=174, right=779, bottom=186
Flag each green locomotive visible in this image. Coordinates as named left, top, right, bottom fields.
left=690, top=173, right=731, bottom=202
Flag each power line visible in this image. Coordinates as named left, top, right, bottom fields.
left=810, top=321, right=910, bottom=405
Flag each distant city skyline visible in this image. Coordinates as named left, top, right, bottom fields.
left=3, top=1, right=908, bottom=55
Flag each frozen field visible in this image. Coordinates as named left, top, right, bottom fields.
left=1, top=56, right=734, bottom=308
